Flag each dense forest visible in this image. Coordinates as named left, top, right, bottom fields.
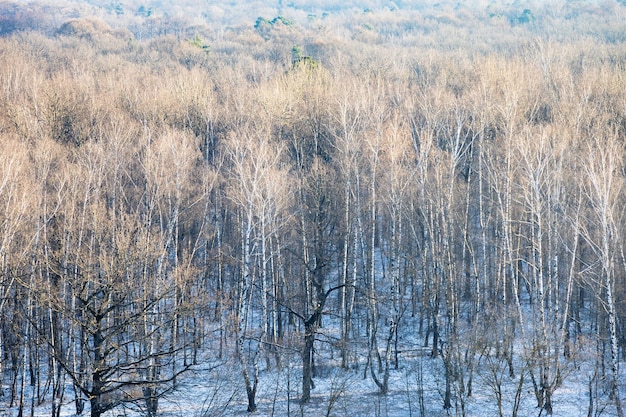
left=1, top=1, right=626, bottom=416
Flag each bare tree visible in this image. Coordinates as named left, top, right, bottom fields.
left=32, top=121, right=196, bottom=417
left=224, top=121, right=292, bottom=411
left=580, top=131, right=624, bottom=417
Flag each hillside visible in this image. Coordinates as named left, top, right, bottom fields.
left=0, top=1, right=626, bottom=416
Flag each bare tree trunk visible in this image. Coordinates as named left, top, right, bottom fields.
left=370, top=320, right=397, bottom=395
left=237, top=213, right=260, bottom=413
left=300, top=285, right=343, bottom=403
left=340, top=179, right=351, bottom=369
left=301, top=321, right=315, bottom=403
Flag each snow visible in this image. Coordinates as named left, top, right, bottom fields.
left=0, top=331, right=619, bottom=417
left=0, top=256, right=621, bottom=417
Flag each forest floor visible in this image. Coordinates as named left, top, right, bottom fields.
left=4, top=319, right=618, bottom=417
left=159, top=338, right=622, bottom=417
left=134, top=344, right=605, bottom=417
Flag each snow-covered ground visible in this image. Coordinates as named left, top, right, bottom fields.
left=151, top=346, right=603, bottom=417
left=4, top=319, right=616, bottom=417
